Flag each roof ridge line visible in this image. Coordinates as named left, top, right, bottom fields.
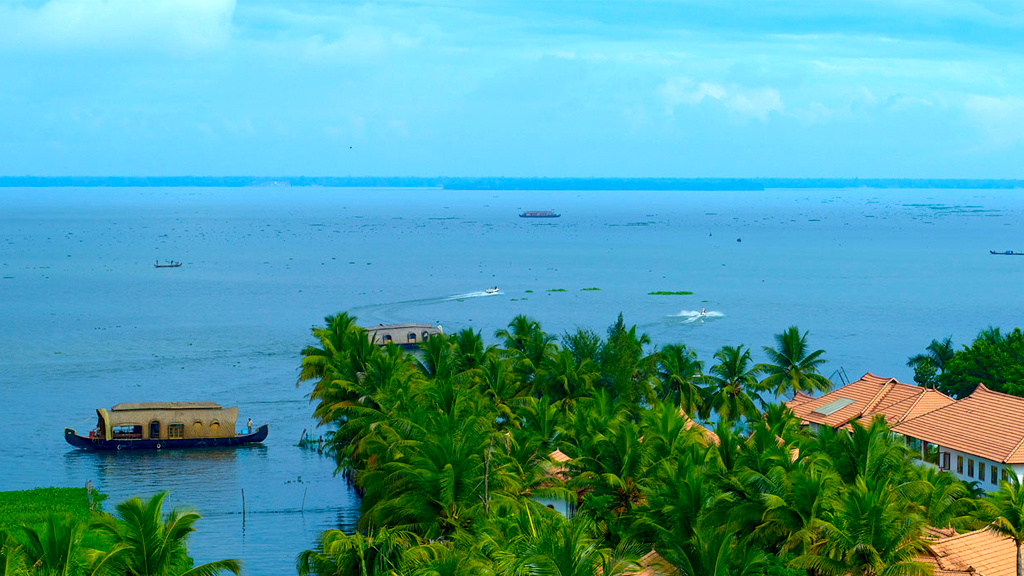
left=899, top=388, right=929, bottom=422
left=860, top=380, right=896, bottom=418
left=1004, top=431, right=1024, bottom=464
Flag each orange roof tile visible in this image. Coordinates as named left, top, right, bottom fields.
left=784, top=372, right=953, bottom=430
left=892, top=384, right=1024, bottom=464
left=789, top=391, right=815, bottom=406
left=920, top=528, right=1016, bottom=576
left=630, top=550, right=672, bottom=576
left=549, top=449, right=571, bottom=463
left=677, top=411, right=720, bottom=446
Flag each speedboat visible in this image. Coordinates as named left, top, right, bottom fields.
left=485, top=287, right=500, bottom=294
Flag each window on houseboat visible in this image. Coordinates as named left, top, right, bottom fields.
left=149, top=421, right=161, bottom=439
left=407, top=332, right=417, bottom=342
left=968, top=459, right=974, bottom=478
left=112, top=425, right=142, bottom=439
left=168, top=423, right=184, bottom=439
left=193, top=421, right=203, bottom=435
left=992, top=466, right=998, bottom=485
left=979, top=462, right=986, bottom=481
left=957, top=456, right=963, bottom=474
left=383, top=334, right=393, bottom=343
left=210, top=421, right=220, bottom=434
left=422, top=331, right=430, bottom=340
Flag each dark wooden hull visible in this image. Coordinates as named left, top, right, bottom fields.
left=64, top=424, right=268, bottom=451
left=990, top=250, right=1024, bottom=256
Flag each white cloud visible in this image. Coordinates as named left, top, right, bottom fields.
left=0, top=0, right=235, bottom=52
left=659, top=77, right=782, bottom=121
left=964, top=94, right=1024, bottom=146
left=726, top=87, right=784, bottom=121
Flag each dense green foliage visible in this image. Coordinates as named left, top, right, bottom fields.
left=910, top=327, right=1024, bottom=398
left=0, top=491, right=239, bottom=576
left=0, top=488, right=102, bottom=531
left=298, top=312, right=992, bottom=576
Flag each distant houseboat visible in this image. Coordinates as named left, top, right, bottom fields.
left=990, top=250, right=1024, bottom=256
left=64, top=402, right=267, bottom=451
left=154, top=260, right=182, bottom=268
left=365, top=323, right=443, bottom=348
left=519, top=211, right=560, bottom=218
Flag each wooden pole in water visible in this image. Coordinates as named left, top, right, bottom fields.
left=241, top=488, right=246, bottom=521
left=302, top=487, right=307, bottom=513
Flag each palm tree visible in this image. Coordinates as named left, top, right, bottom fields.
left=296, top=527, right=417, bottom=576
left=497, top=513, right=636, bottom=576
left=599, top=314, right=655, bottom=407
left=654, top=344, right=705, bottom=415
left=702, top=345, right=763, bottom=422
left=297, top=312, right=362, bottom=388
left=536, top=349, right=599, bottom=405
left=659, top=525, right=765, bottom=576
left=906, top=336, right=955, bottom=388
left=794, top=477, right=929, bottom=576
left=91, top=492, right=241, bottom=576
left=760, top=326, right=832, bottom=398
left=13, top=514, right=121, bottom=576
left=979, top=475, right=1024, bottom=576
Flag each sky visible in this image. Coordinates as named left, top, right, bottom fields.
left=1, top=0, right=1023, bottom=177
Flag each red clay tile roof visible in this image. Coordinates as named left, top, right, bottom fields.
left=784, top=372, right=954, bottom=430
left=892, top=383, right=1024, bottom=464
left=920, top=528, right=1015, bottom=576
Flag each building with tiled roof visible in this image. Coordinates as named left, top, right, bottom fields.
left=892, top=383, right=1024, bottom=490
left=919, top=527, right=1016, bottom=576
left=784, top=372, right=955, bottom=432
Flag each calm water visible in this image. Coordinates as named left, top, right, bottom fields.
left=2, top=186, right=1023, bottom=573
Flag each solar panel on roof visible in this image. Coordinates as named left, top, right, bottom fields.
left=812, top=397, right=856, bottom=416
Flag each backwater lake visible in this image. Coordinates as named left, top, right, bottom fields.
left=2, top=186, right=1023, bottom=574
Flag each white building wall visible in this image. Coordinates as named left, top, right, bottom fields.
left=936, top=447, right=1022, bottom=492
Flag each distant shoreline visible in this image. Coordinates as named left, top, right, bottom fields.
left=0, top=176, right=1022, bottom=190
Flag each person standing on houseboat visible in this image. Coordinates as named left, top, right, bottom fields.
left=246, top=418, right=253, bottom=434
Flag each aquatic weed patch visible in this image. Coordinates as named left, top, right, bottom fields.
left=0, top=487, right=101, bottom=529
left=648, top=291, right=693, bottom=296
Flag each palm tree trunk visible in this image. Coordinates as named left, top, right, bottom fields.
left=1017, top=541, right=1022, bottom=576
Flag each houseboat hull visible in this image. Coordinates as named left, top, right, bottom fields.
left=64, top=424, right=268, bottom=451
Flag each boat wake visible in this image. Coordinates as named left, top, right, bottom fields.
left=445, top=290, right=502, bottom=300
left=350, top=289, right=502, bottom=324
left=667, top=310, right=724, bottom=324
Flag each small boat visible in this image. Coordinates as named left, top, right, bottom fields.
left=154, top=260, right=182, bottom=268
left=65, top=402, right=268, bottom=451
left=519, top=211, right=560, bottom=218
left=990, top=250, right=1024, bottom=256
left=485, top=287, right=500, bottom=294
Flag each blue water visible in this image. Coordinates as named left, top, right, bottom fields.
left=2, top=186, right=1023, bottom=573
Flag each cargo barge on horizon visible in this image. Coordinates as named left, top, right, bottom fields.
left=519, top=210, right=560, bottom=218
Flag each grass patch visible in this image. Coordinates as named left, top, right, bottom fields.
left=648, top=291, right=693, bottom=296
left=546, top=288, right=567, bottom=292
left=0, top=487, right=104, bottom=530
left=580, top=287, right=601, bottom=291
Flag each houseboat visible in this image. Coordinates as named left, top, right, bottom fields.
left=64, top=402, right=268, bottom=450
left=365, top=323, right=443, bottom=349
left=519, top=210, right=560, bottom=218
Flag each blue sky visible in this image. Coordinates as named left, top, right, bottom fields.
left=1, top=0, right=1023, bottom=177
